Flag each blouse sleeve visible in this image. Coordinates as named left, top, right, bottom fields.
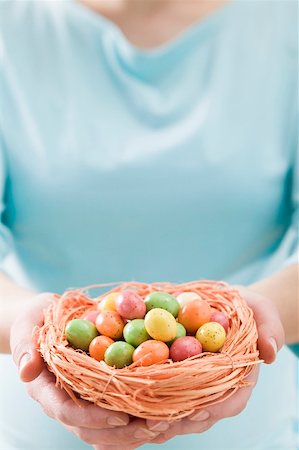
left=282, top=146, right=298, bottom=269
left=286, top=145, right=299, bottom=358
left=0, top=136, right=12, bottom=266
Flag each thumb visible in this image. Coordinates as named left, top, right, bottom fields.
left=10, top=293, right=56, bottom=382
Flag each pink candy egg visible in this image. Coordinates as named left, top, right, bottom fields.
left=115, top=290, right=146, bottom=320
left=210, top=311, right=229, bottom=333
left=170, top=336, right=202, bottom=362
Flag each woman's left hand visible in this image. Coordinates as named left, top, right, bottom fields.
left=144, top=286, right=285, bottom=445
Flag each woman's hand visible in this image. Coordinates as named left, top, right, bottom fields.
left=10, top=286, right=285, bottom=449
left=146, top=366, right=259, bottom=445
left=145, top=286, right=285, bottom=444
left=10, top=293, right=159, bottom=448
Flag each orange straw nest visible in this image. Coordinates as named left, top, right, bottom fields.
left=37, top=280, right=260, bottom=421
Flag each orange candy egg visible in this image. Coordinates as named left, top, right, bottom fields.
left=177, top=300, right=212, bottom=334
left=89, top=335, right=114, bottom=361
left=133, top=340, right=170, bottom=366
left=95, top=311, right=125, bottom=339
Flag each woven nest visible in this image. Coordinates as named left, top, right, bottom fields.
left=37, top=280, right=260, bottom=421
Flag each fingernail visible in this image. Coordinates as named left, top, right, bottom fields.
left=189, top=410, right=210, bottom=421
left=148, top=421, right=170, bottom=432
left=107, top=416, right=128, bottom=426
left=269, top=337, right=277, bottom=355
left=19, top=353, right=31, bottom=371
left=134, top=428, right=158, bottom=439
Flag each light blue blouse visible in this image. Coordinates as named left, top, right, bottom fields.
left=0, top=1, right=298, bottom=449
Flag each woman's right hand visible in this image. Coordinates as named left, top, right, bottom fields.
left=10, top=293, right=159, bottom=449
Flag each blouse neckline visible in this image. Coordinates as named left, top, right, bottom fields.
left=70, top=0, right=234, bottom=60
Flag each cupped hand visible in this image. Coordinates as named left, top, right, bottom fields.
left=10, top=286, right=285, bottom=448
left=10, top=293, right=159, bottom=448
left=145, top=286, right=285, bottom=444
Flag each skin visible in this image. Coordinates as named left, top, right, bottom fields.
left=7, top=276, right=287, bottom=449
left=1, top=1, right=298, bottom=449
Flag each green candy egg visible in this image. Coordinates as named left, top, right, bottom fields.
left=144, top=291, right=180, bottom=317
left=123, top=319, right=151, bottom=347
left=104, top=341, right=135, bottom=368
left=65, top=319, right=98, bottom=351
left=166, top=323, right=187, bottom=347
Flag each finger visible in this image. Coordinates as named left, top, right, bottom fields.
left=147, top=417, right=212, bottom=444
left=65, top=418, right=159, bottom=445
left=148, top=415, right=212, bottom=440
left=191, top=365, right=259, bottom=421
left=27, top=368, right=130, bottom=429
left=10, top=293, right=56, bottom=382
left=238, top=288, right=285, bottom=363
left=147, top=434, right=171, bottom=444
left=148, top=366, right=259, bottom=440
left=187, top=366, right=258, bottom=423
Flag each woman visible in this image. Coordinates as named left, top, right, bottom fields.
left=0, top=0, right=298, bottom=449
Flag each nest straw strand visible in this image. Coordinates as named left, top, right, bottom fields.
left=37, top=280, right=260, bottom=421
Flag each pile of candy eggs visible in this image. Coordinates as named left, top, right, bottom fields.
left=65, top=290, right=229, bottom=369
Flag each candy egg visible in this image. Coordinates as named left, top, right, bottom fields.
left=104, top=341, right=135, bottom=368
left=170, top=336, right=202, bottom=362
left=176, top=291, right=202, bottom=308
left=115, top=290, right=146, bottom=320
left=123, top=319, right=151, bottom=347
left=97, top=292, right=118, bottom=312
left=144, top=308, right=177, bottom=342
left=144, top=292, right=180, bottom=317
left=210, top=311, right=229, bottom=333
left=96, top=311, right=125, bottom=339
left=133, top=340, right=169, bottom=366
left=177, top=300, right=212, bottom=334
left=196, top=322, right=226, bottom=352
left=83, top=310, right=99, bottom=324
left=65, top=319, right=98, bottom=351
left=166, top=323, right=187, bottom=347
left=89, top=335, right=114, bottom=361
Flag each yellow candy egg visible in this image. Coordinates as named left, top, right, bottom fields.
left=97, top=292, right=118, bottom=312
left=176, top=291, right=202, bottom=308
left=196, top=322, right=226, bottom=352
left=144, top=308, right=177, bottom=342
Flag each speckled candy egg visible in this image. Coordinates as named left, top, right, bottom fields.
left=133, top=340, right=170, bottom=366
left=170, top=336, right=202, bottom=362
left=210, top=310, right=229, bottom=333
left=95, top=311, right=125, bottom=339
left=144, top=308, right=177, bottom=342
left=177, top=299, right=212, bottom=334
left=104, top=341, right=135, bottom=369
left=115, top=290, right=146, bottom=320
left=123, top=319, right=151, bottom=347
left=65, top=319, right=98, bottom=351
left=144, top=292, right=180, bottom=317
left=196, top=322, right=226, bottom=352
